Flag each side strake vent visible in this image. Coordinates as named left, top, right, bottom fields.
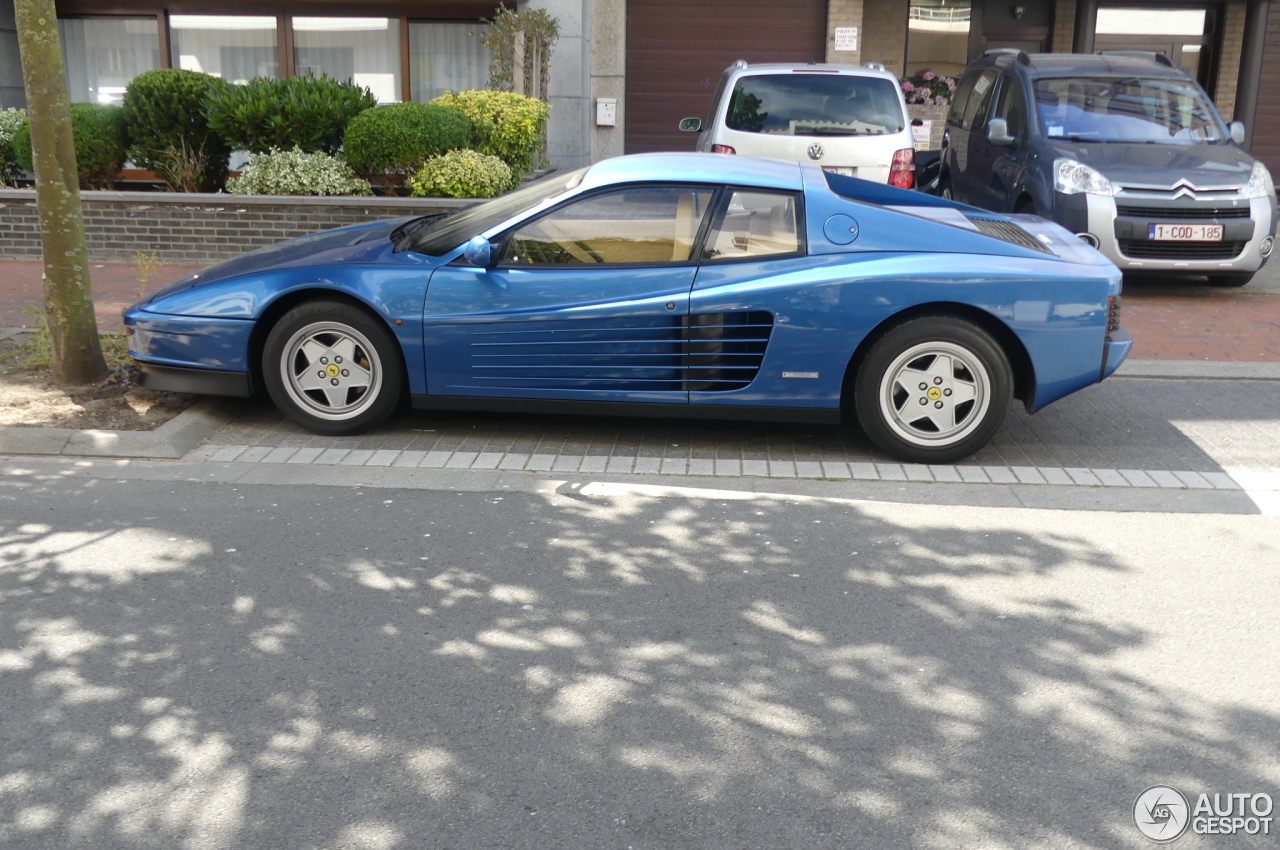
left=467, top=312, right=774, bottom=393
left=966, top=217, right=1054, bottom=254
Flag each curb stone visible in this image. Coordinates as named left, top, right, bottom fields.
left=0, top=398, right=236, bottom=459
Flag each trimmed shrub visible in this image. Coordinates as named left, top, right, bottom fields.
left=410, top=149, right=512, bottom=198
left=0, top=107, right=26, bottom=187
left=205, top=74, right=377, bottom=156
left=123, top=68, right=232, bottom=192
left=430, top=90, right=549, bottom=187
left=227, top=147, right=373, bottom=196
left=342, top=102, right=472, bottom=180
left=11, top=103, right=128, bottom=190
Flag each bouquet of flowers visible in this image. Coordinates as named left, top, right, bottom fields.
left=900, top=70, right=959, bottom=106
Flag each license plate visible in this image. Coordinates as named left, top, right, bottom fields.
left=821, top=166, right=855, bottom=177
left=1148, top=223, right=1223, bottom=241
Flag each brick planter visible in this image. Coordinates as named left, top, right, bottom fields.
left=908, top=103, right=950, bottom=151
left=0, top=190, right=473, bottom=265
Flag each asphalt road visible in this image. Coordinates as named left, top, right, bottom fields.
left=2, top=463, right=1277, bottom=849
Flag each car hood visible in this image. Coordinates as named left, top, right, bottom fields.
left=145, top=218, right=406, bottom=301
left=1048, top=141, right=1255, bottom=189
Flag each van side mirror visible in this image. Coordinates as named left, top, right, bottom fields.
left=986, top=117, right=1015, bottom=147
left=1229, top=121, right=1246, bottom=145
left=678, top=117, right=702, bottom=132
left=463, top=235, right=494, bottom=267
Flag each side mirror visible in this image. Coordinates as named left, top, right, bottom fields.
left=463, top=235, right=494, bottom=267
left=1229, top=121, right=1246, bottom=145
left=986, top=117, right=1015, bottom=147
left=911, top=117, right=924, bottom=127
left=678, top=117, right=702, bottom=132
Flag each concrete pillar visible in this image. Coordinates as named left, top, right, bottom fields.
left=1233, top=0, right=1268, bottom=147
left=525, top=0, right=591, bottom=169
left=590, top=0, right=625, bottom=162
left=1071, top=0, right=1096, bottom=53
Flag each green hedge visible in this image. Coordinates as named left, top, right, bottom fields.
left=0, top=108, right=26, bottom=187
left=11, top=103, right=128, bottom=190
left=123, top=68, right=231, bottom=192
left=342, top=102, right=472, bottom=179
left=205, top=74, right=377, bottom=156
left=430, top=90, right=549, bottom=189
left=410, top=149, right=512, bottom=198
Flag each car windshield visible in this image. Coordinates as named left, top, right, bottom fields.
left=1034, top=76, right=1226, bottom=143
left=725, top=73, right=905, bottom=136
left=404, top=167, right=589, bottom=256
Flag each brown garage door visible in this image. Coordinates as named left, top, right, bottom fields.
left=625, top=0, right=827, bottom=154
left=1250, top=1, right=1280, bottom=173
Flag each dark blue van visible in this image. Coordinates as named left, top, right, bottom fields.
left=938, top=50, right=1276, bottom=286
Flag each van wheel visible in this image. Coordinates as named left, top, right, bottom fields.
left=1206, top=272, right=1254, bottom=288
left=854, top=316, right=1013, bottom=464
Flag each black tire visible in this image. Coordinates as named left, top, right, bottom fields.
left=853, top=316, right=1013, bottom=464
left=1206, top=272, right=1254, bottom=288
left=262, top=299, right=403, bottom=436
left=939, top=178, right=955, bottom=201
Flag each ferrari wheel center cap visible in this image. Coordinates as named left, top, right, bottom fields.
left=327, top=364, right=340, bottom=377
left=927, top=387, right=943, bottom=401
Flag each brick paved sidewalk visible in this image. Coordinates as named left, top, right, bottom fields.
left=3, top=259, right=1279, bottom=361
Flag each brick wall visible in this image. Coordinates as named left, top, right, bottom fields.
left=826, top=0, right=865, bottom=64
left=1215, top=1, right=1246, bottom=120
left=0, top=191, right=469, bottom=264
left=1051, top=0, right=1076, bottom=52
left=859, top=0, right=908, bottom=76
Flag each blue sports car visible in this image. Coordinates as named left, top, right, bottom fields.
left=125, top=153, right=1131, bottom=464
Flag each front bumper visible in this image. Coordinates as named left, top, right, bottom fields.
left=137, top=362, right=253, bottom=397
left=125, top=307, right=256, bottom=397
left=1064, top=192, right=1275, bottom=275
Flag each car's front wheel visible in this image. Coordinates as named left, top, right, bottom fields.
left=854, top=316, right=1013, bottom=464
left=1206, top=272, right=1254, bottom=288
left=263, top=300, right=403, bottom=436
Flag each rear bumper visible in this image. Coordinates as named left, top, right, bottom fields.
left=1101, top=326, right=1134, bottom=381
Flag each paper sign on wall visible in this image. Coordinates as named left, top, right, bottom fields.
left=912, top=120, right=932, bottom=147
left=834, top=27, right=858, bottom=52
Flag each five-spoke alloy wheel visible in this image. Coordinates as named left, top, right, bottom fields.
left=854, top=316, right=1013, bottom=464
left=263, top=300, right=403, bottom=435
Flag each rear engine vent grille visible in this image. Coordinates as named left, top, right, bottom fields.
left=966, top=217, right=1054, bottom=254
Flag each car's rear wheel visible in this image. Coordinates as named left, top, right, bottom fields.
left=854, top=316, right=1013, bottom=464
left=1206, top=272, right=1254, bottom=288
left=263, top=300, right=403, bottom=436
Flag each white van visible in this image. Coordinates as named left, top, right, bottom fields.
left=679, top=61, right=918, bottom=187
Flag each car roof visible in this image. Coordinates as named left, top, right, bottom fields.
left=579, top=152, right=806, bottom=191
left=727, top=61, right=902, bottom=83
left=980, top=50, right=1191, bottom=81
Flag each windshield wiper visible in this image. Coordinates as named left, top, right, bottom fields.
left=1047, top=135, right=1107, bottom=143
left=390, top=212, right=451, bottom=251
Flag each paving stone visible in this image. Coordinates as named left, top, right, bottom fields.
left=366, top=450, right=400, bottom=467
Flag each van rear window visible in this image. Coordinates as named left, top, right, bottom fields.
left=725, top=74, right=906, bottom=136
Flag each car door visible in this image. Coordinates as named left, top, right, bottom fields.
left=423, top=184, right=716, bottom=403
left=950, top=69, right=999, bottom=204
left=977, top=73, right=1033, bottom=211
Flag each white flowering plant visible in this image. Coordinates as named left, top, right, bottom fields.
left=0, top=107, right=27, bottom=187
left=227, top=147, right=373, bottom=196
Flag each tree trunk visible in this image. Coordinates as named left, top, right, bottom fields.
left=14, top=0, right=107, bottom=386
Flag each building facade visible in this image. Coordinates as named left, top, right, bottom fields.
left=0, top=0, right=1274, bottom=172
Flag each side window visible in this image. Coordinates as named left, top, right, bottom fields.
left=702, top=190, right=801, bottom=261
left=501, top=186, right=715, bottom=265
left=993, top=75, right=1028, bottom=139
left=961, top=70, right=998, bottom=130
left=948, top=72, right=979, bottom=127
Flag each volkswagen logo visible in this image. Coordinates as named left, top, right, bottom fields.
left=807, top=143, right=824, bottom=161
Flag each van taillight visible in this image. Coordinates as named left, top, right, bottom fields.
left=888, top=148, right=915, bottom=188
left=711, top=144, right=736, bottom=154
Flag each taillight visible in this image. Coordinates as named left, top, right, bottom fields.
left=711, top=144, right=736, bottom=154
left=1106, top=295, right=1122, bottom=338
left=888, top=148, right=915, bottom=188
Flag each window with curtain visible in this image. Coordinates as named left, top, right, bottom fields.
left=170, top=15, right=279, bottom=83
left=409, top=22, right=492, bottom=103
left=293, top=17, right=401, bottom=103
left=58, top=17, right=162, bottom=105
